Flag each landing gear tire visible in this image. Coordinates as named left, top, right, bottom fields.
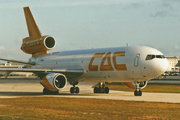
left=93, top=82, right=109, bottom=94
left=134, top=90, right=142, bottom=96
left=94, top=87, right=99, bottom=93
left=69, top=81, right=80, bottom=94
left=43, top=88, right=59, bottom=95
left=75, top=87, right=79, bottom=93
left=70, top=87, right=75, bottom=94
left=70, top=87, right=80, bottom=94
left=104, top=87, right=109, bottom=94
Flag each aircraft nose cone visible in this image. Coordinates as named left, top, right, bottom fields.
left=162, top=58, right=169, bottom=71
left=155, top=58, right=169, bottom=75
left=140, top=58, right=169, bottom=79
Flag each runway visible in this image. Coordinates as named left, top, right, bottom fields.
left=0, top=78, right=180, bottom=103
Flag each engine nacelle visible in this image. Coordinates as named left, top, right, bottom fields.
left=123, top=81, right=148, bottom=89
left=21, top=35, right=56, bottom=57
left=40, top=73, right=67, bottom=91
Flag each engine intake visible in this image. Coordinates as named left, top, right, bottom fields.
left=41, top=73, right=67, bottom=91
left=44, top=36, right=56, bottom=49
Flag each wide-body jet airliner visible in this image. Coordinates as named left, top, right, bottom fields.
left=0, top=7, right=169, bottom=96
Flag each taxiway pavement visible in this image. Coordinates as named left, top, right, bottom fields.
left=0, top=78, right=180, bottom=103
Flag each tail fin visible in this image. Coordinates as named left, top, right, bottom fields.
left=21, top=7, right=56, bottom=57
left=23, top=7, right=42, bottom=41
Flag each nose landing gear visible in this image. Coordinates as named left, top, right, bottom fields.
left=94, top=82, right=109, bottom=94
left=134, top=82, right=142, bottom=96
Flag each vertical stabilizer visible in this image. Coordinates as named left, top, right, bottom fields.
left=23, top=7, right=41, bottom=41
left=21, top=7, right=56, bottom=57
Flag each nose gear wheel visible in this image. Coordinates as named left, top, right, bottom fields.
left=134, top=82, right=142, bottom=96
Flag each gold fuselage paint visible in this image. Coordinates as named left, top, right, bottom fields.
left=100, top=52, right=114, bottom=71
left=112, top=52, right=127, bottom=71
left=88, top=53, right=105, bottom=71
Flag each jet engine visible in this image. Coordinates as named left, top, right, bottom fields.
left=123, top=81, right=148, bottom=89
left=21, top=35, right=56, bottom=56
left=40, top=73, right=67, bottom=91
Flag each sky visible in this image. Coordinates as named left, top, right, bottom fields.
left=0, top=0, right=180, bottom=61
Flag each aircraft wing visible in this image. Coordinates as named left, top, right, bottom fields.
left=0, top=68, right=84, bottom=74
left=0, top=58, right=85, bottom=79
left=0, top=68, right=85, bottom=80
left=0, top=58, right=35, bottom=65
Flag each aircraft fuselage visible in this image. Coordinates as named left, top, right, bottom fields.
left=30, top=46, right=169, bottom=82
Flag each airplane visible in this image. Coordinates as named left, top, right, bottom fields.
left=0, top=7, right=169, bottom=96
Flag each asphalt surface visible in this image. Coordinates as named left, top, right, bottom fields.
left=0, top=78, right=180, bottom=103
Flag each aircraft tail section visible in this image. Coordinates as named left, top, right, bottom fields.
left=21, top=7, right=56, bottom=57
left=23, top=7, right=41, bottom=40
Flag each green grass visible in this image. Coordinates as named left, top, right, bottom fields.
left=0, top=97, right=180, bottom=120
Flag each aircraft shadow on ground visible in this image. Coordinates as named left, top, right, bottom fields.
left=0, top=91, right=103, bottom=96
left=0, top=92, right=43, bottom=96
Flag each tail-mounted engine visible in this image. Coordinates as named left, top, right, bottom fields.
left=21, top=35, right=56, bottom=57
left=40, top=73, right=67, bottom=91
left=123, top=81, right=148, bottom=89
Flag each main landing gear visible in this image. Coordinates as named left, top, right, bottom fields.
left=69, top=81, right=80, bottom=94
left=43, top=88, right=59, bottom=95
left=94, top=82, right=109, bottom=94
left=134, top=82, right=142, bottom=96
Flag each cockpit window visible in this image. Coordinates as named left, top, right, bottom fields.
left=156, top=55, right=162, bottom=58
left=145, top=54, right=165, bottom=60
left=152, top=55, right=155, bottom=59
left=146, top=55, right=152, bottom=60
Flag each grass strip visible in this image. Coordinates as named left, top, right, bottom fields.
left=0, top=97, right=180, bottom=120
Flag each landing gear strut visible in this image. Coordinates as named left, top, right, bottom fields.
left=134, top=82, right=142, bottom=96
left=69, top=81, right=80, bottom=94
left=43, top=88, right=59, bottom=95
left=94, top=82, right=109, bottom=94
